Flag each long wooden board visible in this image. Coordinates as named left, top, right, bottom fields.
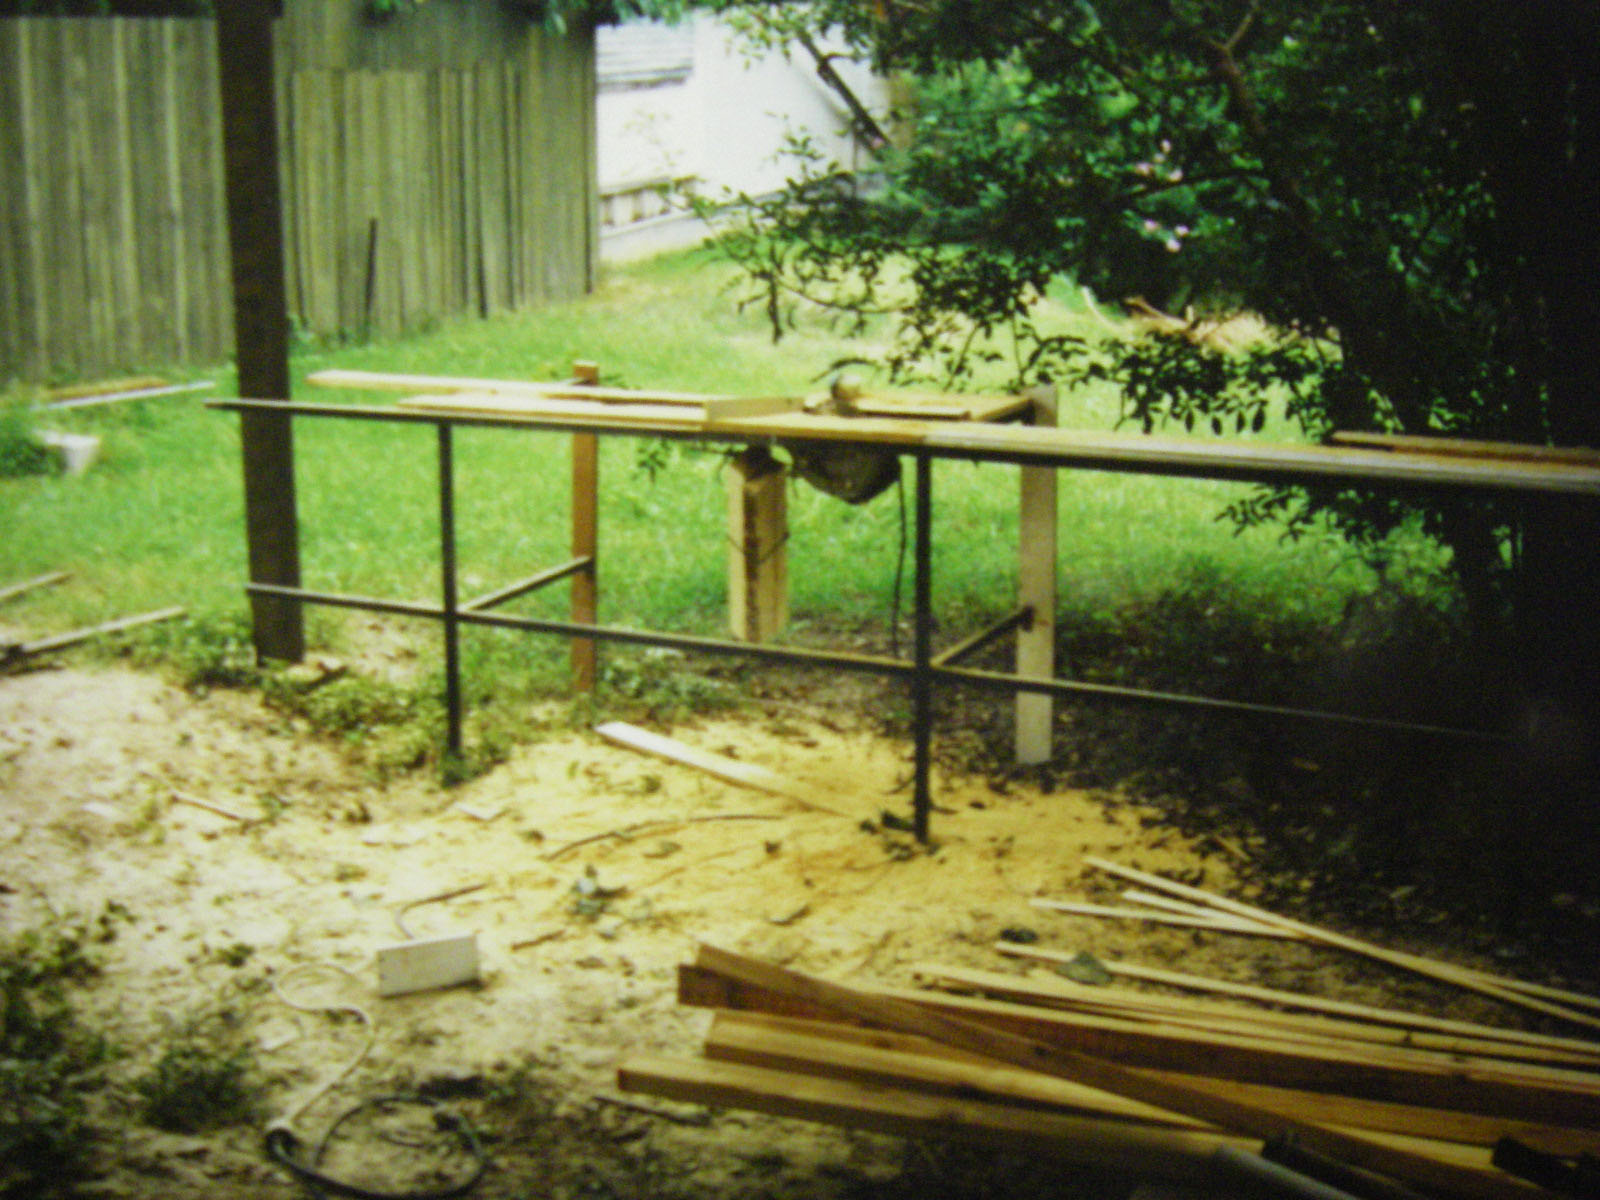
left=1082, top=857, right=1600, bottom=1034
left=228, top=396, right=1600, bottom=499
left=397, top=390, right=799, bottom=425
left=594, top=722, right=848, bottom=817
left=690, top=945, right=1544, bottom=1200
left=1329, top=430, right=1600, bottom=466
left=706, top=1010, right=1600, bottom=1157
left=619, top=1053, right=1248, bottom=1182
left=985, top=950, right=1600, bottom=1066
left=678, top=964, right=1600, bottom=1127
left=308, top=366, right=772, bottom=407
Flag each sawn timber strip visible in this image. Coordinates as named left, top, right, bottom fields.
left=690, top=945, right=1544, bottom=1200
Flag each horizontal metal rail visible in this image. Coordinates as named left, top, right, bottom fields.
left=246, top=582, right=914, bottom=678
left=936, top=663, right=1505, bottom=742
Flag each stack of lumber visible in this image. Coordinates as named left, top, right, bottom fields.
left=619, top=877, right=1600, bottom=1198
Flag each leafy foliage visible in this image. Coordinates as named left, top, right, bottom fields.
left=706, top=0, right=1600, bottom=672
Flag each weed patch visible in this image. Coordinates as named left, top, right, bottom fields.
left=133, top=1012, right=259, bottom=1134
left=1, top=915, right=120, bottom=1198
left=0, top=401, right=54, bottom=479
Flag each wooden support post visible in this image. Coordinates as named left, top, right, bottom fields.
left=726, top=447, right=788, bottom=642
left=216, top=0, right=301, bottom=664
left=1015, top=385, right=1058, bottom=764
left=570, top=361, right=599, bottom=692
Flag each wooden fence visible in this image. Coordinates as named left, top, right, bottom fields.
left=0, top=12, right=596, bottom=385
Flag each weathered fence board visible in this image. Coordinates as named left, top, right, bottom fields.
left=0, top=11, right=596, bottom=384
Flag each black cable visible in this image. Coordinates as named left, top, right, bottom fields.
left=265, top=1096, right=487, bottom=1200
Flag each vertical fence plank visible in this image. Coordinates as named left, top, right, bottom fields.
left=0, top=16, right=595, bottom=381
left=0, top=25, right=26, bottom=379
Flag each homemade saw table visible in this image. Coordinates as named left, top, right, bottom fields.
left=215, top=368, right=1600, bottom=840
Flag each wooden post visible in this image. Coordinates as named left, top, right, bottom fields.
left=1015, top=386, right=1058, bottom=764
left=570, top=361, right=599, bottom=691
left=726, top=447, right=788, bottom=642
left=216, top=0, right=302, bottom=662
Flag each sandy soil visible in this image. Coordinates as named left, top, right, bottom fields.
left=0, top=664, right=1526, bottom=1199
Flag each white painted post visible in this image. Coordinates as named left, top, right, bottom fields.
left=1015, top=385, right=1058, bottom=764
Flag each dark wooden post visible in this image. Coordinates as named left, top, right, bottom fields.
left=216, top=0, right=303, bottom=662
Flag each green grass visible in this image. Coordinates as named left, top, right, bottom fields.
left=1, top=247, right=1424, bottom=737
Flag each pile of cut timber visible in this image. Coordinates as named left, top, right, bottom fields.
left=620, top=915, right=1600, bottom=1197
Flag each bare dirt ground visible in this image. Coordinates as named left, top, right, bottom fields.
left=0, top=663, right=1546, bottom=1200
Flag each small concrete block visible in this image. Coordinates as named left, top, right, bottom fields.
left=376, top=933, right=480, bottom=997
left=38, top=430, right=102, bottom=475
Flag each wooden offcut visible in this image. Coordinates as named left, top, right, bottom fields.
left=1083, top=857, right=1600, bottom=1034
left=595, top=722, right=847, bottom=817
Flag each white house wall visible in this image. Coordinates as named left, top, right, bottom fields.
left=597, top=16, right=888, bottom=261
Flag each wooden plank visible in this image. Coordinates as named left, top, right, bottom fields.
left=1029, top=899, right=1301, bottom=938
left=838, top=390, right=1033, bottom=423
left=399, top=391, right=715, bottom=430
left=677, top=964, right=1600, bottom=1127
left=931, top=962, right=1600, bottom=1075
left=1083, top=857, right=1600, bottom=1034
left=706, top=1011, right=1211, bottom=1129
left=0, top=571, right=69, bottom=605
left=108, top=21, right=140, bottom=368
left=5, top=607, right=186, bottom=662
left=595, top=723, right=847, bottom=817
left=178, top=17, right=227, bottom=364
left=708, top=1010, right=1600, bottom=1156
left=618, top=1053, right=1247, bottom=1182
left=1329, top=430, right=1600, bottom=466
left=0, top=24, right=22, bottom=377
left=308, top=367, right=795, bottom=410
left=690, top=945, right=1544, bottom=1200
left=918, top=422, right=1600, bottom=498
left=991, top=948, right=1600, bottom=1066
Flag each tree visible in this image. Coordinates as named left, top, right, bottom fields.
left=709, top=0, right=1600, bottom=733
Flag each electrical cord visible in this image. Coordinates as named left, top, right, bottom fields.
left=269, top=963, right=377, bottom=1130
left=265, top=965, right=488, bottom=1199
left=264, top=1096, right=486, bottom=1200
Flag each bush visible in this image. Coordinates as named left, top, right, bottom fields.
left=0, top=403, right=54, bottom=479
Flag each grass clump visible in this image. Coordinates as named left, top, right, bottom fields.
left=1, top=917, right=117, bottom=1198
left=133, top=1013, right=259, bottom=1134
left=0, top=401, right=54, bottom=480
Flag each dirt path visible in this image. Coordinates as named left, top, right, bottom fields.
left=0, top=665, right=1521, bottom=1199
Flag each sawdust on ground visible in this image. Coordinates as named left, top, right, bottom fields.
left=0, top=666, right=1522, bottom=1199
